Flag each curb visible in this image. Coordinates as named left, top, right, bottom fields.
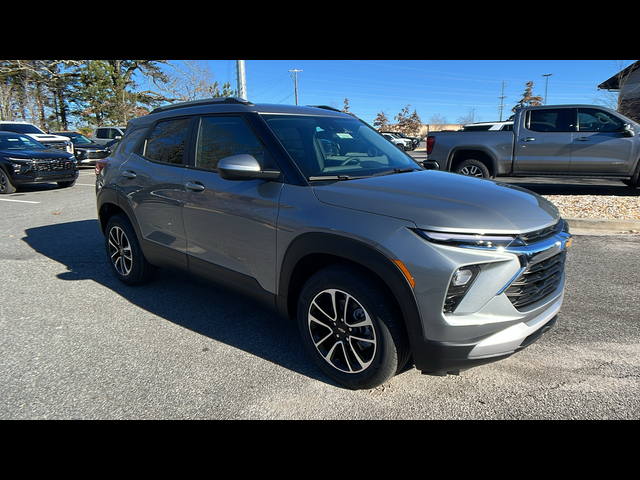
left=565, top=217, right=640, bottom=233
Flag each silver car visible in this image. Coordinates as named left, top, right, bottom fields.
left=96, top=98, right=571, bottom=390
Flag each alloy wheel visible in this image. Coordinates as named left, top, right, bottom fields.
left=460, top=165, right=484, bottom=177
left=307, top=288, right=377, bottom=374
left=108, top=225, right=133, bottom=277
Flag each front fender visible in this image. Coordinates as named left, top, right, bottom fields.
left=276, top=232, right=422, bottom=336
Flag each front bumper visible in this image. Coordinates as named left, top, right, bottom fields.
left=7, top=158, right=79, bottom=186
left=379, top=221, right=571, bottom=375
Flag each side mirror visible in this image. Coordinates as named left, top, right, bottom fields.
left=218, top=154, right=281, bottom=181
left=622, top=123, right=635, bottom=137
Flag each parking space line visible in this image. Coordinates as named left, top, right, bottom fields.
left=0, top=198, right=40, bottom=204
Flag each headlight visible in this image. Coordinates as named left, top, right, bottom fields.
left=7, top=158, right=34, bottom=174
left=412, top=229, right=522, bottom=249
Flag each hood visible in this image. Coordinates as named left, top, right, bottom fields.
left=0, top=148, right=74, bottom=160
left=312, top=170, right=560, bottom=234
left=28, top=133, right=69, bottom=142
left=74, top=142, right=108, bottom=150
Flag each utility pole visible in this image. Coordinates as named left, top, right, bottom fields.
left=543, top=74, right=552, bottom=105
left=236, top=60, right=247, bottom=100
left=289, top=68, right=303, bottom=105
left=498, top=80, right=507, bottom=121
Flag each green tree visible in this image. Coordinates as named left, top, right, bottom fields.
left=0, top=60, right=81, bottom=130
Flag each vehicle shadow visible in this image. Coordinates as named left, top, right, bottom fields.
left=498, top=177, right=640, bottom=196
left=22, top=219, right=332, bottom=386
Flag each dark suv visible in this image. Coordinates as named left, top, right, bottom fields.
left=0, top=132, right=78, bottom=193
left=96, top=98, right=571, bottom=389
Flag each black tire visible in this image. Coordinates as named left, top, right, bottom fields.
left=105, top=214, right=157, bottom=286
left=455, top=159, right=490, bottom=178
left=297, top=264, right=410, bottom=389
left=0, top=166, right=16, bottom=194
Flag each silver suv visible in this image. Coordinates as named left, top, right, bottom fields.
left=96, top=98, right=571, bottom=389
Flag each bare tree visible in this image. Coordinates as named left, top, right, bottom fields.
left=598, top=60, right=640, bottom=122
left=457, top=108, right=482, bottom=125
left=511, top=81, right=543, bottom=113
left=395, top=104, right=422, bottom=135
left=427, top=113, right=449, bottom=132
left=159, top=60, right=234, bottom=102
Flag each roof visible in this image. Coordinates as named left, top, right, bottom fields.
left=598, top=61, right=640, bottom=90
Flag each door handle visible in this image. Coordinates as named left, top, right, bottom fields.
left=522, top=137, right=536, bottom=142
left=121, top=170, right=137, bottom=179
left=185, top=181, right=205, bottom=192
left=575, top=137, right=590, bottom=142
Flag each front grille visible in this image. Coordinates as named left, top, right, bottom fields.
left=34, top=159, right=73, bottom=172
left=42, top=142, right=69, bottom=152
left=505, top=250, right=567, bottom=309
left=87, top=150, right=109, bottom=159
left=518, top=220, right=565, bottom=245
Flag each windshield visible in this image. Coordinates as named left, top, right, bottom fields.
left=0, top=123, right=45, bottom=135
left=263, top=114, right=420, bottom=180
left=0, top=134, right=46, bottom=150
left=56, top=132, right=92, bottom=144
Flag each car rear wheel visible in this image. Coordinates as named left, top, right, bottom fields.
left=455, top=159, right=490, bottom=178
left=0, top=167, right=16, bottom=194
left=297, top=264, right=410, bottom=389
left=105, top=214, right=157, bottom=286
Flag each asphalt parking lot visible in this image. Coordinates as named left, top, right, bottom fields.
left=1, top=168, right=639, bottom=419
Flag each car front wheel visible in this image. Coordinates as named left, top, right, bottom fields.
left=0, top=167, right=16, bottom=194
left=297, top=264, right=410, bottom=389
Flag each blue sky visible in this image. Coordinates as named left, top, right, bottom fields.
left=205, top=60, right=633, bottom=126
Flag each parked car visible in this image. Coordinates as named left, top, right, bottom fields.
left=0, top=121, right=74, bottom=154
left=96, top=97, right=571, bottom=390
left=381, top=131, right=420, bottom=149
left=382, top=132, right=411, bottom=151
left=426, top=104, right=640, bottom=186
left=92, top=126, right=126, bottom=146
left=0, top=132, right=78, bottom=194
left=53, top=131, right=111, bottom=166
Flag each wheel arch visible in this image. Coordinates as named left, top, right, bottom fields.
left=277, top=233, right=423, bottom=337
left=449, top=148, right=497, bottom=177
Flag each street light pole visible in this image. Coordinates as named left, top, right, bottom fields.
left=543, top=74, right=552, bottom=105
left=236, top=60, right=247, bottom=100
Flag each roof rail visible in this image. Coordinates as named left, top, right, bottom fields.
left=151, top=97, right=254, bottom=114
left=308, top=105, right=343, bottom=113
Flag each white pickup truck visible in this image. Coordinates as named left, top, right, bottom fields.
left=0, top=121, right=73, bottom=154
left=425, top=104, right=640, bottom=187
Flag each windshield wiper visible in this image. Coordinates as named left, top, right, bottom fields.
left=372, top=167, right=417, bottom=177
left=308, top=174, right=363, bottom=181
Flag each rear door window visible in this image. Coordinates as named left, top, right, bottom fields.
left=527, top=109, right=569, bottom=132
left=195, top=116, right=266, bottom=170
left=143, top=118, right=191, bottom=165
